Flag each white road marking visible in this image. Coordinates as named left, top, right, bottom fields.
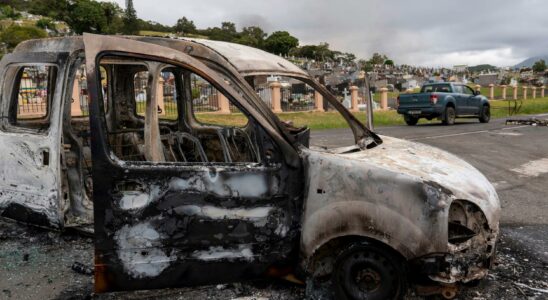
left=511, top=158, right=548, bottom=177
left=411, top=125, right=527, bottom=141
left=494, top=131, right=523, bottom=136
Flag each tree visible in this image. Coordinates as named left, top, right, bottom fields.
left=101, top=1, right=123, bottom=34
left=123, top=0, right=138, bottom=34
left=0, top=5, right=21, bottom=20
left=384, top=59, right=394, bottom=66
left=221, top=22, right=236, bottom=35
left=35, top=17, right=55, bottom=32
left=28, top=0, right=69, bottom=20
left=341, top=52, right=356, bottom=63
left=174, top=16, right=196, bottom=34
left=264, top=31, right=299, bottom=56
left=532, top=59, right=546, bottom=73
left=290, top=43, right=334, bottom=61
left=65, top=0, right=107, bottom=34
left=369, top=52, right=388, bottom=65
left=358, top=59, right=373, bottom=72
left=203, top=21, right=239, bottom=42
left=0, top=25, right=47, bottom=49
left=235, top=26, right=266, bottom=48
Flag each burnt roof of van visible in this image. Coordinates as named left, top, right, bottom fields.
left=177, top=38, right=308, bottom=77
left=13, top=36, right=309, bottom=78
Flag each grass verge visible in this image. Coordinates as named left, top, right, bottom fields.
left=196, top=97, right=548, bottom=129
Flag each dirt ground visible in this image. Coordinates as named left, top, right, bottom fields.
left=0, top=218, right=546, bottom=300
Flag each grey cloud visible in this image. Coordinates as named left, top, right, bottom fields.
left=106, top=0, right=548, bottom=66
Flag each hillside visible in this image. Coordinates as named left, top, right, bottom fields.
left=514, top=55, right=548, bottom=68
left=468, top=64, right=498, bottom=73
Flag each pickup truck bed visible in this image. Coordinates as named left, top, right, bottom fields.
left=397, top=82, right=491, bottom=125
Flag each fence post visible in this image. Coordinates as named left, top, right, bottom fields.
left=500, top=85, right=507, bottom=100
left=542, top=86, right=545, bottom=98
left=512, top=85, right=518, bottom=100
left=523, top=86, right=528, bottom=99
left=156, top=77, right=166, bottom=116
left=488, top=84, right=495, bottom=100
left=218, top=92, right=231, bottom=113
left=532, top=86, right=537, bottom=99
left=474, top=84, right=481, bottom=93
left=314, top=90, right=324, bottom=112
left=379, top=87, right=388, bottom=110
left=350, top=85, right=359, bottom=112
left=270, top=81, right=283, bottom=113
left=71, top=79, right=82, bottom=115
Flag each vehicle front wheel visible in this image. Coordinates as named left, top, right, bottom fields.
left=404, top=115, right=419, bottom=126
left=479, top=105, right=490, bottom=123
left=332, top=241, right=407, bottom=300
left=442, top=106, right=456, bottom=125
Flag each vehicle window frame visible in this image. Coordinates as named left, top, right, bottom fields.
left=68, top=59, right=110, bottom=119
left=92, top=52, right=266, bottom=168
left=131, top=66, right=180, bottom=123
left=186, top=71, right=250, bottom=129
left=4, top=62, right=58, bottom=135
left=463, top=85, right=475, bottom=95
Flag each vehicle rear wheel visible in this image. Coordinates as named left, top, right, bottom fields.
left=404, top=115, right=419, bottom=126
left=479, top=105, right=490, bottom=123
left=332, top=241, right=407, bottom=300
left=442, top=106, right=456, bottom=125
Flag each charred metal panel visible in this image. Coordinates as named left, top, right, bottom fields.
left=83, top=34, right=304, bottom=292
left=0, top=52, right=70, bottom=228
left=300, top=135, right=500, bottom=283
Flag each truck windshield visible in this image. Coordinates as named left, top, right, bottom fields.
left=421, top=84, right=451, bottom=93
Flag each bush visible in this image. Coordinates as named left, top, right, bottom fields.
left=36, top=18, right=56, bottom=31
left=0, top=25, right=47, bottom=49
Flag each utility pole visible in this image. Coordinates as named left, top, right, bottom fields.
left=363, top=73, right=374, bottom=130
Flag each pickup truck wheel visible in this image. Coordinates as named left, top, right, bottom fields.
left=332, top=242, right=407, bottom=300
left=479, top=105, right=490, bottom=123
left=443, top=106, right=456, bottom=125
left=404, top=115, right=419, bottom=126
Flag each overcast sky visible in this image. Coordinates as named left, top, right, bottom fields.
left=106, top=0, right=548, bottom=67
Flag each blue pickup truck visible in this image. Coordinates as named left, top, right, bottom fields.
left=397, top=82, right=490, bottom=125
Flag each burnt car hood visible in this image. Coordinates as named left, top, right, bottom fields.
left=317, top=135, right=500, bottom=228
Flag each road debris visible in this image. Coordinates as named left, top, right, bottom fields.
left=514, top=282, right=548, bottom=294
left=506, top=117, right=548, bottom=126
left=71, top=262, right=94, bottom=275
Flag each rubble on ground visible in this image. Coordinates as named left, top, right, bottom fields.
left=0, top=218, right=546, bottom=300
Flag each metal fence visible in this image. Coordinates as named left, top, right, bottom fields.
left=134, top=71, right=178, bottom=118
left=17, top=66, right=51, bottom=119
left=192, top=83, right=220, bottom=113
left=256, top=86, right=272, bottom=109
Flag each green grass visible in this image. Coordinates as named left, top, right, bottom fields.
left=490, top=98, right=548, bottom=118
left=194, top=97, right=548, bottom=129
left=138, top=30, right=173, bottom=37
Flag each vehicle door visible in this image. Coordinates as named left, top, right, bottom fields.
left=462, top=85, right=480, bottom=114
left=83, top=34, right=303, bottom=293
left=464, top=85, right=482, bottom=114
left=452, top=84, right=467, bottom=114
left=0, top=51, right=68, bottom=228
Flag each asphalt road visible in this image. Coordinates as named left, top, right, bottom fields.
left=1, top=115, right=546, bottom=299
left=312, top=115, right=548, bottom=261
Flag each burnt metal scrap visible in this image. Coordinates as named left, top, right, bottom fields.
left=0, top=34, right=500, bottom=299
left=506, top=117, right=548, bottom=126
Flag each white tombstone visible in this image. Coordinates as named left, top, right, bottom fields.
left=342, top=88, right=351, bottom=109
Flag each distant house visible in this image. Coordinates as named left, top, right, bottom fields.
left=402, top=79, right=418, bottom=90
left=453, top=65, right=468, bottom=73
left=476, top=73, right=498, bottom=86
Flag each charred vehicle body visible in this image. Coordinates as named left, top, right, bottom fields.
left=0, top=34, right=500, bottom=299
